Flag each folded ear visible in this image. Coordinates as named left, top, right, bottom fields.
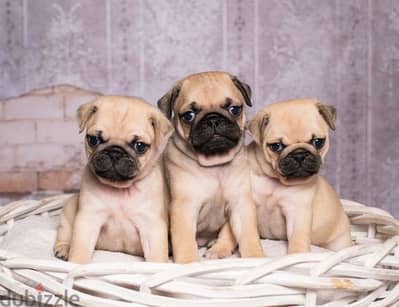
left=151, top=110, right=174, bottom=155
left=77, top=101, right=98, bottom=133
left=231, top=75, right=252, bottom=107
left=247, top=112, right=269, bottom=144
left=317, top=102, right=336, bottom=131
left=157, top=83, right=181, bottom=119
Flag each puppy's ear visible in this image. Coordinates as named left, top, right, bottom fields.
left=231, top=75, right=252, bottom=107
left=317, top=102, right=336, bottom=131
left=248, top=112, right=269, bottom=144
left=157, top=83, right=181, bottom=119
left=151, top=110, right=174, bottom=155
left=77, top=101, right=98, bottom=133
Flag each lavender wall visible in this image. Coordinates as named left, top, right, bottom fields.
left=1, top=0, right=398, bottom=215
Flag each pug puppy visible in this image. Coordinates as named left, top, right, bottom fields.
left=245, top=99, right=352, bottom=253
left=53, top=96, right=173, bottom=263
left=158, top=71, right=263, bottom=263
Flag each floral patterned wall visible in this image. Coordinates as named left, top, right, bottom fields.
left=0, top=0, right=398, bottom=216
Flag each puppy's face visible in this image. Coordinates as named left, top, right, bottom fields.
left=158, top=72, right=252, bottom=166
left=78, top=96, right=173, bottom=188
left=249, top=99, right=336, bottom=185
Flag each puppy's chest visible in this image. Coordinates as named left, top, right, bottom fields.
left=197, top=192, right=227, bottom=235
left=194, top=165, right=244, bottom=239
left=197, top=168, right=241, bottom=232
left=96, top=192, right=146, bottom=255
left=251, top=173, right=281, bottom=208
left=251, top=173, right=287, bottom=240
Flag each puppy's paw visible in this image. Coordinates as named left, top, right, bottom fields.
left=205, top=242, right=234, bottom=259
left=174, top=254, right=199, bottom=264
left=287, top=243, right=310, bottom=254
left=53, top=243, right=70, bottom=261
left=241, top=248, right=264, bottom=258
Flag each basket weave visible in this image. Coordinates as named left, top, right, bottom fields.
left=0, top=195, right=397, bottom=306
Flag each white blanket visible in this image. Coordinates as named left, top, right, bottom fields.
left=0, top=216, right=346, bottom=306
left=1, top=215, right=328, bottom=262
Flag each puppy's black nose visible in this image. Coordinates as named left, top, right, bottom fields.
left=92, top=154, right=112, bottom=172
left=105, top=146, right=126, bottom=160
left=290, top=149, right=309, bottom=163
left=114, top=157, right=137, bottom=178
left=290, top=150, right=309, bottom=163
left=91, top=145, right=139, bottom=182
left=279, top=148, right=321, bottom=179
left=205, top=113, right=221, bottom=128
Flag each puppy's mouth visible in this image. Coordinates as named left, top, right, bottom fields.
left=189, top=113, right=241, bottom=156
left=90, top=145, right=139, bottom=183
left=278, top=148, right=321, bottom=179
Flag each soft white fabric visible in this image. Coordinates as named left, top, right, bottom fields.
left=0, top=215, right=328, bottom=262
left=1, top=216, right=347, bottom=306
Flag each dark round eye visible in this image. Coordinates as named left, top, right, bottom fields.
left=86, top=135, right=102, bottom=147
left=311, top=138, right=325, bottom=149
left=132, top=141, right=149, bottom=154
left=181, top=111, right=196, bottom=123
left=228, top=105, right=242, bottom=116
left=268, top=142, right=285, bottom=153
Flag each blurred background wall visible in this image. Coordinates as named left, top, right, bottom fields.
left=0, top=0, right=398, bottom=216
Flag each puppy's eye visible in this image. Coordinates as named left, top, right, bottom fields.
left=86, top=135, right=103, bottom=147
left=181, top=110, right=196, bottom=123
left=311, top=138, right=325, bottom=149
left=132, top=141, right=149, bottom=154
left=268, top=142, right=285, bottom=153
left=228, top=105, right=242, bottom=116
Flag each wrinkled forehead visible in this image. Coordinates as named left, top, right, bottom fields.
left=178, top=75, right=241, bottom=107
left=265, top=106, right=328, bottom=143
left=89, top=101, right=154, bottom=142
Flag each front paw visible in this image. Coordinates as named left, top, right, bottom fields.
left=68, top=247, right=92, bottom=264
left=242, top=247, right=264, bottom=258
left=145, top=252, right=169, bottom=263
left=174, top=252, right=199, bottom=264
left=240, top=240, right=264, bottom=258
left=205, top=242, right=234, bottom=259
left=68, top=255, right=91, bottom=264
left=287, top=242, right=310, bottom=254
left=53, top=243, right=70, bottom=261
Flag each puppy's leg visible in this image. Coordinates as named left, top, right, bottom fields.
left=230, top=197, right=264, bottom=258
left=140, top=218, right=169, bottom=262
left=205, top=222, right=237, bottom=259
left=54, top=194, right=78, bottom=260
left=284, top=205, right=312, bottom=254
left=68, top=210, right=106, bottom=264
left=324, top=215, right=353, bottom=251
left=325, top=231, right=352, bottom=251
left=171, top=199, right=199, bottom=263
left=326, top=211, right=353, bottom=251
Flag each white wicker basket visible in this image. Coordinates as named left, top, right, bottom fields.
left=0, top=194, right=398, bottom=306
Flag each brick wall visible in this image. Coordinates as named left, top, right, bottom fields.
left=0, top=85, right=100, bottom=205
left=2, top=1, right=399, bottom=216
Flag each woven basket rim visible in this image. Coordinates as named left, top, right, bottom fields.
left=0, top=194, right=398, bottom=307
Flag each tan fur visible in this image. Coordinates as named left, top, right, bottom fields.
left=248, top=99, right=352, bottom=252
left=213, top=99, right=352, bottom=254
left=160, top=72, right=263, bottom=263
left=53, top=96, right=173, bottom=263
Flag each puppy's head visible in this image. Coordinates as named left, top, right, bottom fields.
left=158, top=71, right=252, bottom=166
left=248, top=99, right=336, bottom=185
left=78, top=96, right=173, bottom=188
